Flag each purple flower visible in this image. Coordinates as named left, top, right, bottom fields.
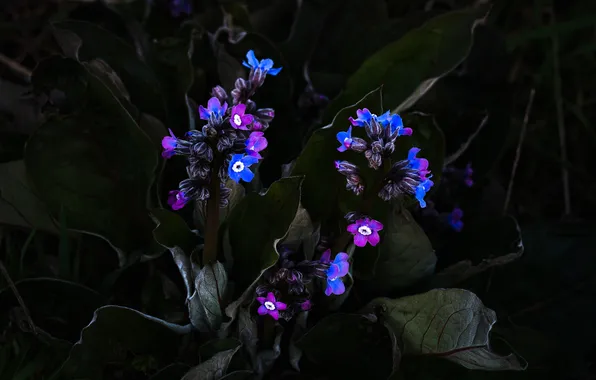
left=448, top=207, right=464, bottom=232
left=161, top=128, right=178, bottom=159
left=300, top=300, right=312, bottom=311
left=347, top=218, right=383, bottom=247
left=348, top=108, right=374, bottom=127
left=228, top=154, right=258, bottom=183
left=415, top=178, right=434, bottom=208
left=230, top=103, right=254, bottom=130
left=464, top=163, right=473, bottom=187
left=320, top=250, right=350, bottom=296
left=199, top=97, right=228, bottom=121
left=167, top=190, right=190, bottom=210
left=407, top=147, right=430, bottom=180
left=336, top=126, right=353, bottom=152
left=246, top=131, right=268, bottom=159
left=257, top=292, right=287, bottom=320
left=170, top=0, right=191, bottom=17
left=388, top=114, right=413, bottom=136
left=252, top=120, right=265, bottom=131
left=242, top=50, right=282, bottom=76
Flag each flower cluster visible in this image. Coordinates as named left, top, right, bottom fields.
left=335, top=108, right=433, bottom=208
left=161, top=50, right=281, bottom=211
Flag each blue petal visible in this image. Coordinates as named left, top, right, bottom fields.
left=240, top=168, right=255, bottom=182
left=337, top=131, right=349, bottom=142
left=377, top=111, right=391, bottom=126
left=241, top=155, right=259, bottom=166
left=389, top=114, right=403, bottom=133
left=327, top=278, right=345, bottom=295
left=259, top=58, right=274, bottom=71
left=231, top=154, right=244, bottom=164
left=267, top=67, right=282, bottom=76
left=327, top=264, right=340, bottom=279
left=243, top=50, right=258, bottom=69
left=229, top=169, right=241, bottom=183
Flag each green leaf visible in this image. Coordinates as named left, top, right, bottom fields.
left=291, top=87, right=383, bottom=224
left=182, top=347, right=241, bottom=380
left=323, top=8, right=486, bottom=122
left=189, top=262, right=228, bottom=332
left=227, top=176, right=303, bottom=298
left=278, top=205, right=317, bottom=259
left=149, top=364, right=192, bottom=380
left=57, top=305, right=191, bottom=380
left=371, top=206, right=436, bottom=293
left=297, top=313, right=394, bottom=379
left=0, top=278, right=105, bottom=342
left=0, top=160, right=59, bottom=233
left=25, top=58, right=158, bottom=265
left=151, top=208, right=200, bottom=299
left=364, top=289, right=525, bottom=371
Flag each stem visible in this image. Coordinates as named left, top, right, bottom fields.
left=203, top=166, right=221, bottom=266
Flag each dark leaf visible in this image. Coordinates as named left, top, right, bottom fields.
left=182, top=347, right=241, bottom=380
left=288, top=311, right=308, bottom=371
left=278, top=205, right=316, bottom=259
left=26, top=58, right=158, bottom=265
left=57, top=305, right=191, bottom=380
left=220, top=370, right=254, bottom=380
left=254, top=325, right=284, bottom=377
left=189, top=262, right=228, bottom=332
left=200, top=338, right=242, bottom=362
left=216, top=43, right=246, bottom=92
left=227, top=177, right=303, bottom=298
left=364, top=289, right=525, bottom=371
left=149, top=363, right=192, bottom=380
left=195, top=179, right=246, bottom=231
left=323, top=8, right=487, bottom=122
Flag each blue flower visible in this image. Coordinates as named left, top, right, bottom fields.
left=448, top=207, right=464, bottom=232
left=336, top=126, right=353, bottom=152
left=242, top=50, right=282, bottom=76
left=388, top=114, right=413, bottom=136
left=407, top=147, right=430, bottom=180
left=348, top=108, right=374, bottom=127
left=228, top=154, right=258, bottom=183
left=415, top=177, right=434, bottom=208
left=199, top=97, right=228, bottom=122
left=320, top=250, right=350, bottom=296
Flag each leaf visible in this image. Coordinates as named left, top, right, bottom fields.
left=220, top=371, right=254, bottom=380
left=0, top=278, right=105, bottom=342
left=371, top=206, right=436, bottom=293
left=149, top=364, right=192, bottom=380
left=182, top=347, right=241, bottom=380
left=57, top=305, right=191, bottom=380
left=254, top=325, right=284, bottom=377
left=199, top=338, right=242, bottom=362
left=26, top=58, right=158, bottom=265
left=291, top=87, right=383, bottom=224
left=227, top=176, right=303, bottom=298
left=364, top=289, right=525, bottom=371
left=0, top=160, right=59, bottom=233
left=323, top=8, right=486, bottom=122
left=278, top=204, right=317, bottom=259
left=189, top=262, right=228, bottom=332
left=151, top=208, right=200, bottom=299
left=216, top=43, right=246, bottom=92
left=288, top=311, right=308, bottom=371
left=297, top=313, right=394, bottom=379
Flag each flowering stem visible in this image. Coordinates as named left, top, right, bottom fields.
left=203, top=164, right=221, bottom=265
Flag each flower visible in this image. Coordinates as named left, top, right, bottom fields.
left=257, top=292, right=287, bottom=320
left=228, top=154, right=258, bottom=183
left=347, top=218, right=383, bottom=247
left=161, top=128, right=179, bottom=158
left=348, top=108, right=374, bottom=127
left=388, top=114, right=413, bottom=136
left=199, top=97, right=228, bottom=121
left=448, top=207, right=464, bottom=232
left=320, top=250, right=350, bottom=296
left=246, top=131, right=268, bottom=159
left=300, top=300, right=312, bottom=311
left=229, top=103, right=254, bottom=130
left=415, top=178, right=434, bottom=208
left=336, top=126, right=353, bottom=152
left=170, top=0, right=191, bottom=17
left=167, top=190, right=190, bottom=210
left=464, top=163, right=473, bottom=187
left=407, top=147, right=430, bottom=180
left=242, top=50, right=282, bottom=76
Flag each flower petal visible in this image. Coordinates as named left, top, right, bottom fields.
left=257, top=305, right=268, bottom=315
left=320, top=249, right=331, bottom=263
left=243, top=50, right=258, bottom=69
left=241, top=114, right=254, bottom=125
left=269, top=310, right=280, bottom=320
left=239, top=168, right=255, bottom=182
left=275, top=302, right=287, bottom=310
left=241, top=155, right=259, bottom=166
left=354, top=234, right=367, bottom=247
left=328, top=278, right=345, bottom=295
left=408, top=147, right=421, bottom=161
left=368, top=219, right=383, bottom=231
left=346, top=223, right=359, bottom=234
left=368, top=231, right=380, bottom=246
left=266, top=292, right=276, bottom=303
left=259, top=58, right=274, bottom=71
left=267, top=67, right=282, bottom=76
left=337, top=145, right=347, bottom=152
left=198, top=105, right=210, bottom=120
left=256, top=297, right=266, bottom=304
left=207, top=97, right=221, bottom=113
left=234, top=103, right=246, bottom=115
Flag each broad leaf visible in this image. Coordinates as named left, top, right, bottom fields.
left=182, top=347, right=241, bottom=380
left=364, top=289, right=524, bottom=371
left=58, top=305, right=191, bottom=380
left=227, top=176, right=303, bottom=298
left=277, top=204, right=317, bottom=259
left=189, top=262, right=228, bottom=332
left=323, top=8, right=486, bottom=121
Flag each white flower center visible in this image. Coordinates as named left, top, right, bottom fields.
left=232, top=162, right=245, bottom=173
left=358, top=225, right=372, bottom=236
left=264, top=301, right=276, bottom=310
left=233, top=114, right=242, bottom=126
left=328, top=276, right=338, bottom=282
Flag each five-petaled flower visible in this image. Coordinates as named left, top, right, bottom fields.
left=199, top=97, right=228, bottom=121
left=336, top=126, right=353, bottom=152
left=167, top=190, right=190, bottom=210
left=228, top=154, right=258, bottom=183
left=448, top=207, right=464, bottom=232
left=243, top=50, right=282, bottom=77
left=347, top=217, right=383, bottom=247
left=348, top=108, right=374, bottom=127
left=320, top=250, right=350, bottom=296
left=161, top=129, right=179, bottom=159
left=245, top=131, right=268, bottom=159
left=229, top=103, right=254, bottom=130
left=257, top=292, right=287, bottom=320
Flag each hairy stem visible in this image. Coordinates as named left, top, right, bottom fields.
left=203, top=167, right=221, bottom=266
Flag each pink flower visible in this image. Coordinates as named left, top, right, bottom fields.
left=347, top=217, right=383, bottom=247
left=256, top=292, right=287, bottom=320
left=230, top=104, right=254, bottom=130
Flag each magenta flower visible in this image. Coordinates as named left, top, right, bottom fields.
left=300, top=300, right=312, bottom=311
left=199, top=97, right=227, bottom=121
left=167, top=190, right=190, bottom=210
left=347, top=217, right=383, bottom=247
left=252, top=120, right=265, bottom=131
left=229, top=104, right=254, bottom=130
left=348, top=108, right=373, bottom=127
left=320, top=250, right=350, bottom=296
left=336, top=126, right=353, bottom=152
left=257, top=292, right=287, bottom=320
left=161, top=128, right=178, bottom=159
left=245, top=131, right=268, bottom=159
